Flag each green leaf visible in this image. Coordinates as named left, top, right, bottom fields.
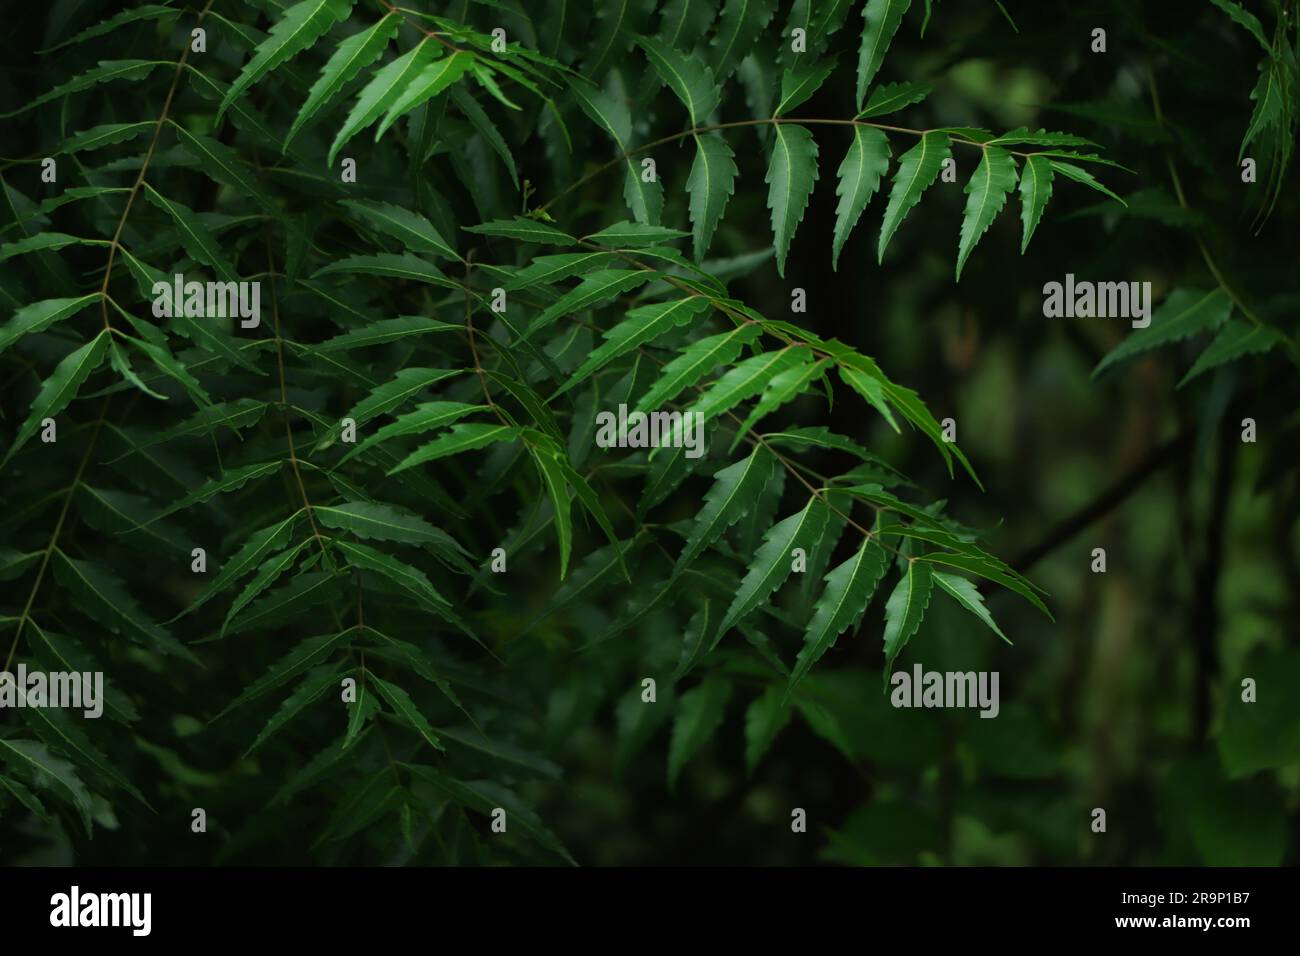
left=558, top=297, right=708, bottom=396
left=376, top=50, right=476, bottom=140
left=583, top=222, right=690, bottom=248
left=1049, top=160, right=1124, bottom=204
left=4, top=331, right=108, bottom=466
left=464, top=217, right=576, bottom=245
left=221, top=541, right=313, bottom=636
left=2, top=60, right=167, bottom=118
left=668, top=677, right=733, bottom=788
left=53, top=550, right=196, bottom=662
left=878, top=130, right=949, bottom=262
left=152, top=460, right=284, bottom=521
left=61, top=121, right=154, bottom=156
left=142, top=186, right=239, bottom=283
left=527, top=269, right=655, bottom=338
left=316, top=316, right=459, bottom=351
left=687, top=347, right=808, bottom=423
left=449, top=85, right=518, bottom=187
left=731, top=356, right=830, bottom=448
left=219, top=0, right=355, bottom=121
left=570, top=79, right=664, bottom=225
left=776, top=59, right=837, bottom=116
left=312, top=253, right=458, bottom=290
left=744, top=685, right=794, bottom=775
left=933, top=571, right=1009, bottom=643
left=20, top=703, right=150, bottom=807
left=790, top=539, right=890, bottom=689
left=686, top=133, right=739, bottom=260
left=675, top=446, right=777, bottom=575
left=316, top=500, right=460, bottom=548
left=857, top=80, right=930, bottom=117
left=370, top=674, right=445, bottom=751
left=856, top=0, right=913, bottom=109
left=710, top=0, right=778, bottom=79
left=338, top=401, right=484, bottom=465
left=336, top=541, right=450, bottom=610
left=635, top=324, right=762, bottom=412
left=388, top=422, right=521, bottom=475
left=40, top=5, right=181, bottom=54
left=1093, top=288, right=1233, bottom=378
left=881, top=560, right=933, bottom=680
left=245, top=665, right=342, bottom=755
left=329, top=38, right=439, bottom=166
left=171, top=124, right=276, bottom=210
left=1179, top=320, right=1283, bottom=387
left=765, top=123, right=820, bottom=277
left=1209, top=0, right=1270, bottom=51
left=172, top=514, right=299, bottom=620
left=0, top=739, right=92, bottom=836
left=0, top=233, right=110, bottom=263
left=956, top=146, right=1017, bottom=280
left=318, top=367, right=462, bottom=450
left=214, top=631, right=353, bottom=721
left=832, top=125, right=891, bottom=270
left=530, top=444, right=573, bottom=580
left=1017, top=153, right=1054, bottom=253
left=339, top=199, right=457, bottom=259
left=0, top=295, right=100, bottom=357
left=287, top=12, right=398, bottom=147
left=919, top=551, right=1051, bottom=619
left=719, top=498, right=831, bottom=639
left=638, top=36, right=720, bottom=124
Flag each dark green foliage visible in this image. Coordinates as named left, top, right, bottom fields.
left=0, top=0, right=1297, bottom=867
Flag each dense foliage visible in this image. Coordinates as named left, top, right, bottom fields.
left=1, top=0, right=1297, bottom=865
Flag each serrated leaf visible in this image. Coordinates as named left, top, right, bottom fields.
left=1093, top=288, right=1233, bottom=378
left=339, top=199, right=457, bottom=259
left=570, top=79, right=663, bottom=224
left=328, top=38, right=439, bottom=166
left=530, top=444, right=573, bottom=579
left=558, top=297, right=708, bottom=396
left=370, top=674, right=445, bottom=751
left=881, top=560, right=933, bottom=680
left=719, top=498, right=831, bottom=638
left=832, top=125, right=890, bottom=270
left=173, top=514, right=299, bottom=620
left=142, top=186, right=239, bottom=283
left=1049, top=160, right=1124, bottom=204
left=312, top=252, right=458, bottom=289
left=933, top=571, right=1009, bottom=643
left=0, top=739, right=92, bottom=836
left=0, top=295, right=100, bottom=356
left=40, top=5, right=180, bottom=54
left=956, top=146, right=1017, bottom=280
left=731, top=356, right=830, bottom=448
left=244, top=664, right=342, bottom=755
left=464, top=217, right=576, bottom=245
left=338, top=401, right=484, bottom=465
left=61, top=122, right=153, bottom=156
left=2, top=60, right=166, bottom=118
left=316, top=500, right=460, bottom=549
left=315, top=316, right=459, bottom=351
left=1017, top=153, right=1054, bottom=253
left=335, top=541, right=449, bottom=610
left=687, top=346, right=807, bottom=424
left=527, top=269, right=654, bottom=338
left=790, top=538, right=889, bottom=689
left=4, top=331, right=108, bottom=466
left=219, top=0, right=355, bottom=121
left=710, top=0, right=778, bottom=79
left=686, top=133, right=738, bottom=261
left=388, top=422, right=521, bottom=475
left=1179, top=320, right=1283, bottom=387
left=856, top=0, right=912, bottom=109
left=765, top=123, right=819, bottom=277
left=376, top=50, right=476, bottom=140
left=675, top=445, right=776, bottom=576
left=213, top=631, right=353, bottom=721
left=776, top=59, right=836, bottom=116
left=638, top=35, right=720, bottom=123
left=858, top=80, right=930, bottom=117
left=287, top=12, right=398, bottom=147
left=878, top=130, right=949, bottom=262
left=636, top=324, right=762, bottom=412
left=583, top=221, right=689, bottom=248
